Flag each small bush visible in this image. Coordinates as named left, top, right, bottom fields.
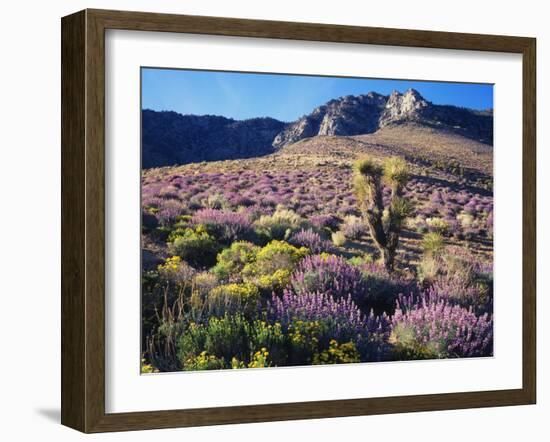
left=253, top=208, right=307, bottom=241
left=313, top=340, right=360, bottom=365
left=182, top=351, right=227, bottom=371
left=243, top=240, right=308, bottom=280
left=207, top=282, right=260, bottom=317
left=168, top=227, right=221, bottom=268
left=256, top=268, right=292, bottom=294
left=457, top=212, right=475, bottom=229
left=347, top=254, right=374, bottom=266
left=212, top=241, right=259, bottom=282
left=341, top=215, right=367, bottom=240
left=418, top=255, right=440, bottom=282
left=247, top=321, right=288, bottom=366
left=177, top=315, right=251, bottom=365
left=331, top=231, right=346, bottom=247
left=286, top=320, right=328, bottom=365
left=421, top=232, right=445, bottom=257
left=203, top=193, right=229, bottom=210
left=426, top=217, right=449, bottom=235
left=177, top=315, right=288, bottom=368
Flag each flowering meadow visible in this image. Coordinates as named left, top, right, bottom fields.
left=141, top=147, right=493, bottom=373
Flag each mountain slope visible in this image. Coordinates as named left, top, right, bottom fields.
left=278, top=124, right=492, bottom=176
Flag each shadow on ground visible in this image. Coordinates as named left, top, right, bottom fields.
left=35, top=408, right=60, bottom=423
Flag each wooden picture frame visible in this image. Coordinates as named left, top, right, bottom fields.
left=61, top=8, right=536, bottom=433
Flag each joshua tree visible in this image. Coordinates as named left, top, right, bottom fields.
left=353, top=156, right=411, bottom=272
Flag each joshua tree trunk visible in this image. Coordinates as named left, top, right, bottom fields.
left=380, top=248, right=396, bottom=272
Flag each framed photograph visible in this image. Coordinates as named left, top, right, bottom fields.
left=61, top=9, right=536, bottom=433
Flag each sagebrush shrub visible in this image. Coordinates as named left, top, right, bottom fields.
left=253, top=208, right=307, bottom=241
left=331, top=230, right=346, bottom=247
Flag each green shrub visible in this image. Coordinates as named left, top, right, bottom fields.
left=207, top=282, right=260, bottom=317
left=212, top=241, right=259, bottom=282
left=287, top=320, right=328, bottom=366
left=313, top=340, right=360, bottom=365
left=231, top=347, right=272, bottom=369
left=182, top=351, right=227, bottom=371
left=243, top=240, right=308, bottom=277
left=348, top=254, right=374, bottom=267
left=204, top=193, right=229, bottom=209
left=242, top=240, right=308, bottom=294
left=168, top=226, right=221, bottom=268
left=248, top=320, right=288, bottom=366
left=177, top=315, right=289, bottom=368
left=441, top=247, right=476, bottom=282
left=422, top=232, right=445, bottom=257
left=177, top=315, right=251, bottom=365
left=426, top=217, right=450, bottom=235
left=390, top=324, right=438, bottom=360
left=418, top=255, right=440, bottom=282
left=256, top=269, right=292, bottom=293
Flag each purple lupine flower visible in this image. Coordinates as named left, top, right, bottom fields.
left=392, top=291, right=493, bottom=358
left=290, top=254, right=367, bottom=302
left=268, top=290, right=391, bottom=360
left=191, top=208, right=252, bottom=242
left=156, top=199, right=186, bottom=225
left=308, top=214, right=341, bottom=231
left=288, top=229, right=334, bottom=254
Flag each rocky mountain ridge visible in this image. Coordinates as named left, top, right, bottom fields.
left=273, top=88, right=493, bottom=148
left=142, top=88, right=493, bottom=167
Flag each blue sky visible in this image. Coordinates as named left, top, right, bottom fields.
left=142, top=68, right=493, bottom=122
